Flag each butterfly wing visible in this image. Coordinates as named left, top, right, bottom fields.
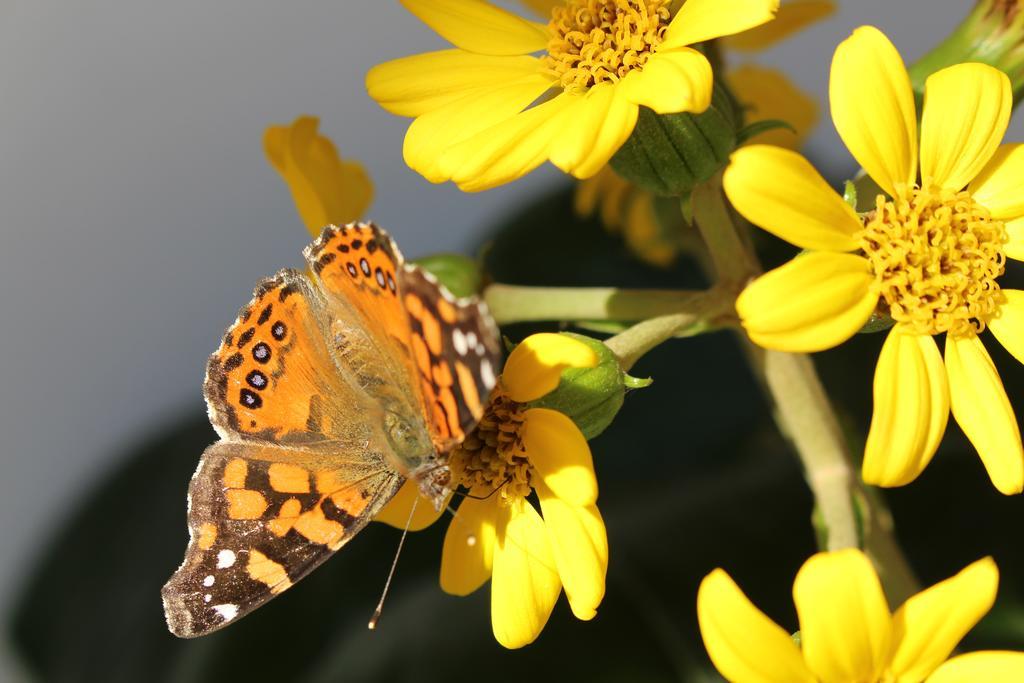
left=203, top=268, right=392, bottom=444
left=164, top=270, right=405, bottom=636
left=305, top=222, right=501, bottom=456
left=161, top=441, right=402, bottom=637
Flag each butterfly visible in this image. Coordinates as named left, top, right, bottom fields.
left=162, top=222, right=501, bottom=637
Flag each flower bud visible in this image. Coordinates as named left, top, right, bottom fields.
left=411, top=254, right=484, bottom=298
left=909, top=0, right=1024, bottom=105
left=609, top=80, right=739, bottom=198
left=528, top=333, right=646, bottom=439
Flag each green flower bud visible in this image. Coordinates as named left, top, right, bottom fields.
left=529, top=333, right=647, bottom=440
left=411, top=253, right=483, bottom=298
left=910, top=0, right=1024, bottom=106
left=609, top=80, right=739, bottom=198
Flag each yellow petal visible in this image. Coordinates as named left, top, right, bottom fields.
left=440, top=91, right=576, bottom=192
left=502, top=332, right=598, bottom=402
left=927, top=652, right=1024, bottom=683
left=399, top=0, right=548, bottom=55
left=519, top=0, right=560, bottom=18
left=794, top=549, right=893, bottom=683
left=736, top=252, right=878, bottom=353
left=661, top=0, right=780, bottom=50
left=830, top=26, right=917, bottom=196
left=263, top=116, right=373, bottom=236
left=366, top=50, right=543, bottom=118
left=1006, top=217, right=1024, bottom=261
left=263, top=125, right=287, bottom=175
left=889, top=557, right=999, bottom=682
left=374, top=480, right=449, bottom=531
left=403, top=74, right=553, bottom=183
left=969, top=144, right=1024, bottom=220
left=728, top=66, right=818, bottom=150
left=724, top=145, right=861, bottom=251
left=945, top=334, right=1024, bottom=495
left=440, top=492, right=497, bottom=596
left=722, top=0, right=835, bottom=51
left=697, top=569, right=816, bottom=683
left=990, top=290, right=1024, bottom=366
left=620, top=48, right=713, bottom=115
left=863, top=328, right=949, bottom=488
left=521, top=408, right=597, bottom=507
left=490, top=499, right=561, bottom=649
left=920, top=63, right=1011, bottom=191
left=550, top=83, right=640, bottom=179
left=536, top=482, right=607, bottom=621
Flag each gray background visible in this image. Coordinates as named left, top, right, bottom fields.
left=0, top=1, right=1015, bottom=678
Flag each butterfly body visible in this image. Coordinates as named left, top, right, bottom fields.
left=162, top=223, right=500, bottom=637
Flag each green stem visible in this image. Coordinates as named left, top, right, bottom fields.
left=691, top=176, right=919, bottom=602
left=691, top=174, right=757, bottom=285
left=908, top=1, right=1024, bottom=107
left=483, top=283, right=731, bottom=326
left=761, top=350, right=861, bottom=551
left=605, top=313, right=703, bottom=372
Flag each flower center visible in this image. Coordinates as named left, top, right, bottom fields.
left=448, top=392, right=532, bottom=506
left=541, top=0, right=672, bottom=93
left=858, top=186, right=1006, bottom=337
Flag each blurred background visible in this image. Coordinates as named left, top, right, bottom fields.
left=5, top=1, right=1024, bottom=681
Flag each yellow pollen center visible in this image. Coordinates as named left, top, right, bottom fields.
left=858, top=186, right=1006, bottom=337
left=448, top=392, right=533, bottom=506
left=542, top=0, right=671, bottom=93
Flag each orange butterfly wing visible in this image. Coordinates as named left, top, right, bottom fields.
left=305, top=222, right=501, bottom=453
left=164, top=271, right=403, bottom=636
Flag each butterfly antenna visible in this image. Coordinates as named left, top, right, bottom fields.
left=368, top=494, right=419, bottom=630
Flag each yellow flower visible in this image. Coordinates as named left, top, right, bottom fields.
left=440, top=333, right=608, bottom=648
left=723, top=26, right=1024, bottom=494
left=366, top=0, right=779, bottom=191
left=698, top=549, right=1024, bottom=682
left=264, top=115, right=373, bottom=237
left=572, top=0, right=826, bottom=267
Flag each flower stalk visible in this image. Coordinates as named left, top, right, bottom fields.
left=483, top=283, right=733, bottom=326
left=908, top=0, right=1024, bottom=105
left=691, top=174, right=918, bottom=603
left=605, top=312, right=708, bottom=372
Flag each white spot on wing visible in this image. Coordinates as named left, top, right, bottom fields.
left=203, top=575, right=215, bottom=587
left=452, top=328, right=468, bottom=356
left=480, top=359, right=496, bottom=389
left=467, top=331, right=477, bottom=348
left=217, top=549, right=236, bottom=568
left=204, top=594, right=212, bottom=603
left=213, top=604, right=239, bottom=621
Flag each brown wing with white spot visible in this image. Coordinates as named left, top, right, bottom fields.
left=166, top=269, right=406, bottom=637
left=162, top=441, right=402, bottom=637
left=399, top=264, right=502, bottom=450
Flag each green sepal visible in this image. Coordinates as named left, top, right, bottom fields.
left=624, top=374, right=653, bottom=390
left=411, top=253, right=483, bottom=298
left=859, top=309, right=896, bottom=334
left=528, top=333, right=635, bottom=440
left=843, top=180, right=858, bottom=209
left=610, top=81, right=738, bottom=198
left=735, top=119, right=795, bottom=146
